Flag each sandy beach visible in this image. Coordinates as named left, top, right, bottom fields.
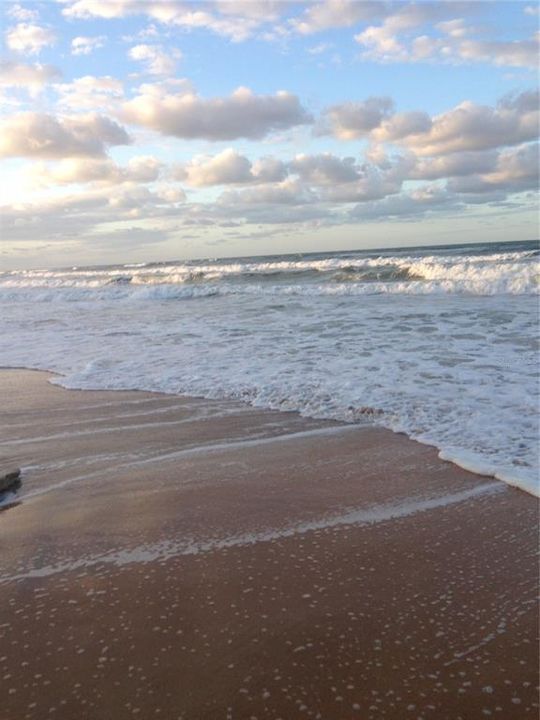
left=0, top=368, right=538, bottom=720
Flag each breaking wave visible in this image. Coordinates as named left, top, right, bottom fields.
left=0, top=248, right=537, bottom=301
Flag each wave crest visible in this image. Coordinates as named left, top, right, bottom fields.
left=0, top=247, right=537, bottom=299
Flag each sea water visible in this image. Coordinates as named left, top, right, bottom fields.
left=1, top=240, right=538, bottom=495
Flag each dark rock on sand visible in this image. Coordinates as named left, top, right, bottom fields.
left=0, top=468, right=22, bottom=494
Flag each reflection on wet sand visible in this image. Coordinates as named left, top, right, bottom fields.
left=1, top=369, right=538, bottom=720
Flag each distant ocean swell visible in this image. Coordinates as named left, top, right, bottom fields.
left=0, top=241, right=538, bottom=496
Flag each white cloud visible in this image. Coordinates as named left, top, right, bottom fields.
left=71, top=35, right=106, bottom=55
left=203, top=149, right=412, bottom=206
left=213, top=1, right=285, bottom=21
left=371, top=111, right=432, bottom=142
left=0, top=62, right=61, bottom=93
left=350, top=185, right=462, bottom=221
left=55, top=76, right=124, bottom=111
left=175, top=149, right=253, bottom=186
left=126, top=155, right=163, bottom=183
left=457, top=36, right=540, bottom=69
left=322, top=152, right=413, bottom=203
left=7, top=3, right=39, bottom=21
left=174, top=148, right=288, bottom=186
left=411, top=150, right=499, bottom=181
left=4, top=134, right=536, bottom=248
left=123, top=23, right=160, bottom=42
left=499, top=89, right=539, bottom=113
left=323, top=90, right=539, bottom=155
left=436, top=19, right=470, bottom=39
left=30, top=155, right=162, bottom=186
left=448, top=143, right=539, bottom=194
left=290, top=0, right=383, bottom=35
left=399, top=93, right=539, bottom=155
left=319, top=97, right=394, bottom=139
left=252, top=157, right=288, bottom=183
left=308, top=42, right=332, bottom=55
left=219, top=178, right=317, bottom=207
left=354, top=3, right=456, bottom=62
left=355, top=7, right=539, bottom=68
left=0, top=112, right=131, bottom=159
left=290, top=153, right=360, bottom=185
left=128, top=44, right=182, bottom=75
left=5, top=23, right=56, bottom=55
left=356, top=23, right=407, bottom=61
left=60, top=0, right=136, bottom=20
left=60, top=0, right=279, bottom=41
left=1, top=184, right=187, bottom=248
left=121, top=84, right=312, bottom=140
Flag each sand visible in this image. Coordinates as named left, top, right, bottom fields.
left=0, top=368, right=538, bottom=720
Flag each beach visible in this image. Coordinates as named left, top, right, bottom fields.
left=1, top=0, right=538, bottom=715
left=1, top=368, right=538, bottom=719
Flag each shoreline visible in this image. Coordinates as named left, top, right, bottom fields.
left=0, top=368, right=538, bottom=719
left=1, top=363, right=536, bottom=497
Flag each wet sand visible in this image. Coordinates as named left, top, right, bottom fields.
left=0, top=368, right=538, bottom=720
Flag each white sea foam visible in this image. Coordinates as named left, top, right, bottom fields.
left=0, top=243, right=538, bottom=496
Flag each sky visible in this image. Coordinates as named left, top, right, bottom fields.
left=0, top=0, right=538, bottom=269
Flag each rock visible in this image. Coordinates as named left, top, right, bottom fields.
left=0, top=468, right=22, bottom=494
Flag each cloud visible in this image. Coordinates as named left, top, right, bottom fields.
left=128, top=44, right=182, bottom=75
left=174, top=150, right=381, bottom=190
left=354, top=3, right=459, bottom=62
left=457, top=36, right=540, bottom=68
left=448, top=143, right=539, bottom=194
left=0, top=62, right=61, bottom=92
left=219, top=178, right=316, bottom=207
left=322, top=153, right=412, bottom=203
left=5, top=23, right=56, bottom=54
left=290, top=153, right=360, bottom=185
left=371, top=111, right=432, bottom=142
left=350, top=185, right=462, bottom=221
left=210, top=149, right=411, bottom=206
left=319, top=97, right=394, bottom=139
left=7, top=3, right=39, bottom=21
left=54, top=76, right=124, bottom=111
left=308, top=42, right=332, bottom=55
left=60, top=0, right=138, bottom=20
left=173, top=148, right=287, bottom=186
left=213, top=1, right=285, bottom=21
left=30, top=155, right=162, bottom=186
left=89, top=226, right=170, bottom=250
left=290, top=0, right=384, bottom=34
left=177, top=139, right=535, bottom=218
left=411, top=150, right=499, bottom=180
left=355, top=5, right=539, bottom=68
left=499, top=88, right=539, bottom=113
left=175, top=149, right=253, bottom=186
left=398, top=92, right=539, bottom=155
left=252, top=157, right=288, bottom=183
left=71, top=35, right=106, bottom=55
left=60, top=0, right=281, bottom=42
left=324, top=90, right=539, bottom=154
left=0, top=112, right=131, bottom=159
left=436, top=19, right=470, bottom=39
left=121, top=85, right=312, bottom=140
left=1, top=183, right=186, bottom=244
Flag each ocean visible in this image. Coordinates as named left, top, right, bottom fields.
left=1, top=239, right=538, bottom=495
